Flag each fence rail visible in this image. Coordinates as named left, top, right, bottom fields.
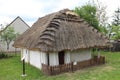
left=42, top=56, right=105, bottom=75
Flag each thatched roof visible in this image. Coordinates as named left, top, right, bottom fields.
left=13, top=9, right=109, bottom=52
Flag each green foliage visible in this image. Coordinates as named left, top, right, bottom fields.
left=74, top=1, right=109, bottom=36
left=98, top=26, right=108, bottom=35
left=112, top=8, right=120, bottom=26
left=0, top=52, right=8, bottom=59
left=107, top=8, right=120, bottom=40
left=0, top=27, right=19, bottom=50
left=74, top=4, right=99, bottom=30
left=1, top=27, right=16, bottom=41
left=110, top=25, right=120, bottom=40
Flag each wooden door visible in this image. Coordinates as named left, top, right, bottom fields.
left=58, top=51, right=65, bottom=65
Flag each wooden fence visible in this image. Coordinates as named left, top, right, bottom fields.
left=42, top=56, right=105, bottom=75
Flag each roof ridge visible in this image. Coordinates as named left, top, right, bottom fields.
left=54, top=10, right=83, bottom=22
left=0, top=16, right=30, bottom=33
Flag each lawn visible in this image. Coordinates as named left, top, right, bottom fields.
left=0, top=52, right=120, bottom=80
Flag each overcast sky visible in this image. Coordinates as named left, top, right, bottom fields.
left=0, top=0, right=120, bottom=27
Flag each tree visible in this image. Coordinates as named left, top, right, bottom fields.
left=0, top=27, right=19, bottom=50
left=74, top=4, right=99, bottom=30
left=108, top=8, right=120, bottom=40
left=90, top=0, right=109, bottom=35
left=112, top=8, right=120, bottom=26
left=99, top=25, right=108, bottom=35
left=74, top=0, right=110, bottom=35
left=110, top=25, right=120, bottom=40
left=93, top=0, right=108, bottom=27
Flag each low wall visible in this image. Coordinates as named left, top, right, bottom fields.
left=42, top=56, right=105, bottom=75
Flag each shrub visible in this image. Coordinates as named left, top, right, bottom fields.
left=0, top=52, right=8, bottom=59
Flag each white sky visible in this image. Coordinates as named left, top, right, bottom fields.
left=0, top=0, right=120, bottom=26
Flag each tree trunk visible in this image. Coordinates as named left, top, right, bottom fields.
left=6, top=42, right=10, bottom=50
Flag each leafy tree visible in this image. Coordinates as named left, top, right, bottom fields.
left=99, top=25, right=108, bottom=35
left=112, top=8, right=120, bottom=26
left=74, top=0, right=110, bottom=36
left=108, top=8, right=120, bottom=40
left=105, top=24, right=113, bottom=39
left=110, top=25, right=120, bottom=40
left=74, top=4, right=99, bottom=30
left=0, top=27, right=19, bottom=50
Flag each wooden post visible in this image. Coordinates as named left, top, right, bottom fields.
left=71, top=62, right=73, bottom=72
left=15, top=48, right=17, bottom=56
left=21, top=56, right=27, bottom=76
left=97, top=49, right=100, bottom=58
left=23, top=59, right=25, bottom=75
left=103, top=57, right=105, bottom=64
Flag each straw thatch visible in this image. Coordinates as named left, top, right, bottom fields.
left=13, top=9, right=109, bottom=52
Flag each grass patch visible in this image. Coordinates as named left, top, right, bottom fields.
left=0, top=52, right=120, bottom=80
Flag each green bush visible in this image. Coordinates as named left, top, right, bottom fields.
left=0, top=52, right=8, bottom=59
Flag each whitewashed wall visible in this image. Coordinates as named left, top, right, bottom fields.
left=22, top=49, right=47, bottom=69
left=29, top=50, right=47, bottom=69
left=21, top=48, right=91, bottom=69
left=22, top=48, right=29, bottom=63
left=49, top=53, right=59, bottom=66
left=48, top=49, right=91, bottom=66
left=69, top=49, right=91, bottom=62
left=64, top=52, right=70, bottom=64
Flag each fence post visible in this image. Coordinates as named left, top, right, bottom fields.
left=71, top=62, right=73, bottom=72
left=103, top=57, right=105, bottom=64
left=49, top=66, right=52, bottom=75
left=59, top=65, right=61, bottom=73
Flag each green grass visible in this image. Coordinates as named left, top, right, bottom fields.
left=0, top=52, right=120, bottom=80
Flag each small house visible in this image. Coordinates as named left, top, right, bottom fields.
left=0, top=16, right=30, bottom=52
left=13, top=9, right=109, bottom=75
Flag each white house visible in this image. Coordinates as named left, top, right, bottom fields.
left=0, top=16, right=30, bottom=52
left=13, top=9, right=109, bottom=74
left=21, top=49, right=91, bottom=69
